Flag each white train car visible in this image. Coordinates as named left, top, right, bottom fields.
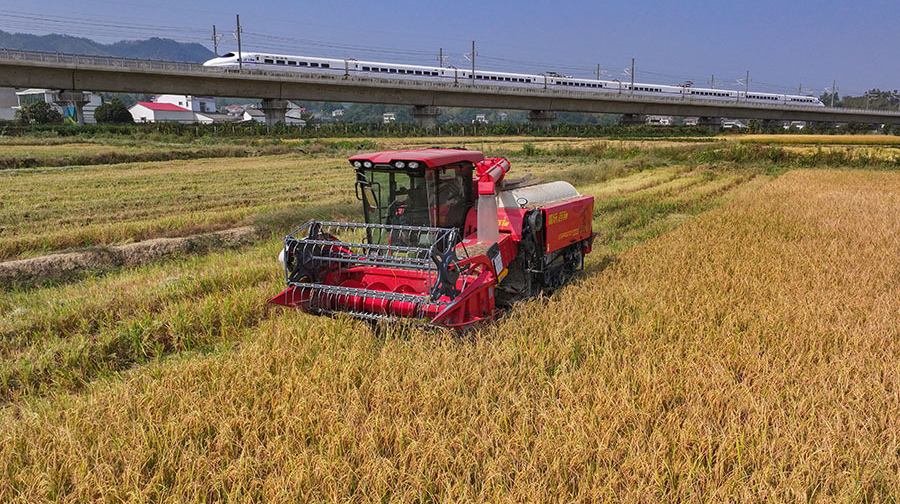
left=203, top=52, right=825, bottom=107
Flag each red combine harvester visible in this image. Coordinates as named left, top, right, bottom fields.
left=269, top=148, right=595, bottom=329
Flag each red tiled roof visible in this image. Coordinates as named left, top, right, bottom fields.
left=134, top=101, right=191, bottom=112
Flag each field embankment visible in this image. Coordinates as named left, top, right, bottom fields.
left=0, top=225, right=256, bottom=286
left=2, top=166, right=900, bottom=501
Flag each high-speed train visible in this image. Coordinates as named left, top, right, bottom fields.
left=203, top=52, right=825, bottom=107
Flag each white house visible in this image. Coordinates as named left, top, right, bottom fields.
left=194, top=113, right=243, bottom=124
left=154, top=94, right=217, bottom=114
left=14, top=89, right=102, bottom=124
left=242, top=106, right=306, bottom=126
left=645, top=115, right=673, bottom=126
left=128, top=102, right=196, bottom=123
left=242, top=109, right=266, bottom=123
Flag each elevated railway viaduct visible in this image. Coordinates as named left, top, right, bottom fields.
left=3, top=49, right=899, bottom=127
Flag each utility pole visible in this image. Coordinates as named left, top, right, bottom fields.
left=212, top=25, right=218, bottom=56
left=744, top=70, right=749, bottom=97
left=439, top=47, right=443, bottom=68
left=596, top=64, right=600, bottom=81
left=799, top=83, right=802, bottom=94
left=831, top=80, right=836, bottom=107
left=710, top=74, right=715, bottom=89
left=235, top=14, right=243, bottom=72
left=630, top=57, right=635, bottom=94
left=471, top=40, right=476, bottom=82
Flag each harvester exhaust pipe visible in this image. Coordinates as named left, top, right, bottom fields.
left=475, top=157, right=510, bottom=244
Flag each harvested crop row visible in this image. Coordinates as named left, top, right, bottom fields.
left=2, top=169, right=898, bottom=501
left=0, top=241, right=282, bottom=402
left=0, top=155, right=355, bottom=259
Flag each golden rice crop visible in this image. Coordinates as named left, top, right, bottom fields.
left=3, top=167, right=896, bottom=501
left=740, top=133, right=900, bottom=145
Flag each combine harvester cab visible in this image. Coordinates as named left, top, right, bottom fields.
left=269, top=148, right=595, bottom=329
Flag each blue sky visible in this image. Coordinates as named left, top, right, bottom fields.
left=2, top=0, right=897, bottom=96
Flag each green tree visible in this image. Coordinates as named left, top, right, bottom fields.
left=94, top=98, right=134, bottom=124
left=819, top=91, right=840, bottom=107
left=16, top=101, right=63, bottom=125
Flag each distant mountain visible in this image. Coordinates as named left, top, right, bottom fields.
left=0, top=30, right=215, bottom=62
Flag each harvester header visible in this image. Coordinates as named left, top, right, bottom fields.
left=270, top=148, right=595, bottom=329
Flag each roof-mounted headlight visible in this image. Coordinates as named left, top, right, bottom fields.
left=353, top=161, right=362, bottom=168
left=394, top=161, right=405, bottom=169
left=408, top=161, right=419, bottom=169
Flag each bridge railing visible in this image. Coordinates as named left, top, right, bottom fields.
left=2, top=47, right=898, bottom=118
left=0, top=47, right=215, bottom=73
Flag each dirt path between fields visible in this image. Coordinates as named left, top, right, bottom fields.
left=0, top=226, right=257, bottom=286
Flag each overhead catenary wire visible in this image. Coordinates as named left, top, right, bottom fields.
left=0, top=7, right=869, bottom=98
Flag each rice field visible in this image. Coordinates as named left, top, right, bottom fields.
left=1, top=134, right=899, bottom=501
left=739, top=133, right=900, bottom=145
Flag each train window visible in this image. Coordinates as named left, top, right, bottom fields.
left=322, top=63, right=330, bottom=68
left=288, top=61, right=296, bottom=66
left=310, top=63, right=319, bottom=67
left=264, top=59, right=274, bottom=64
left=389, top=68, right=396, bottom=73
left=298, top=62, right=307, bottom=66
left=276, top=60, right=285, bottom=65
left=362, top=66, right=370, bottom=71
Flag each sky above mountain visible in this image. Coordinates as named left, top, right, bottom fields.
left=2, top=0, right=897, bottom=96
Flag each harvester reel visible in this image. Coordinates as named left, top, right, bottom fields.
left=430, top=247, right=461, bottom=301
left=285, top=233, right=341, bottom=284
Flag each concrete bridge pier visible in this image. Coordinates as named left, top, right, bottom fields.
left=698, top=116, right=722, bottom=130
left=53, top=90, right=90, bottom=125
left=620, top=113, right=646, bottom=126
left=527, top=110, right=557, bottom=128
left=259, top=99, right=289, bottom=126
left=411, top=105, right=440, bottom=128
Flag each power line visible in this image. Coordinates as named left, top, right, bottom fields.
left=0, top=9, right=206, bottom=35
left=0, top=8, right=880, bottom=98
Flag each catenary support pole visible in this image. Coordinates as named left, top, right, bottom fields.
left=471, top=41, right=476, bottom=82
left=630, top=58, right=635, bottom=94
left=236, top=14, right=243, bottom=72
